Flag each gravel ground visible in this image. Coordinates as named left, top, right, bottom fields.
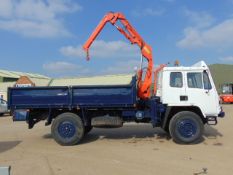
left=0, top=105, right=232, bottom=175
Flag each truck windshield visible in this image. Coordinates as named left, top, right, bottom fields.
left=203, top=71, right=212, bottom=90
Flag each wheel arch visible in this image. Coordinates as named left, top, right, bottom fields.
left=162, top=106, right=206, bottom=132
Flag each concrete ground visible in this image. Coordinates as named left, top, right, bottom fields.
left=0, top=105, right=232, bottom=175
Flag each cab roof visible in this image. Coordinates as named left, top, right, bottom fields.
left=163, top=61, right=209, bottom=72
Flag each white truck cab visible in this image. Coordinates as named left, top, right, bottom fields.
left=154, top=61, right=224, bottom=143
left=157, top=61, right=223, bottom=126
left=157, top=61, right=221, bottom=117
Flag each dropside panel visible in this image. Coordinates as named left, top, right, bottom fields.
left=8, top=87, right=70, bottom=109
left=72, top=86, right=136, bottom=107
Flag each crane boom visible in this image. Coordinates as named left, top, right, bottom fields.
left=83, top=12, right=153, bottom=99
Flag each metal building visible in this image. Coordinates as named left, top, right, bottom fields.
left=0, top=69, right=50, bottom=100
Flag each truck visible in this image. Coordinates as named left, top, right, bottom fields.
left=220, top=83, right=233, bottom=103
left=8, top=12, right=224, bottom=146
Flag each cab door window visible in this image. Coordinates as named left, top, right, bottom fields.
left=187, top=73, right=203, bottom=89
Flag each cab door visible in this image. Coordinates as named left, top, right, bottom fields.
left=184, top=70, right=219, bottom=116
left=161, top=71, right=187, bottom=105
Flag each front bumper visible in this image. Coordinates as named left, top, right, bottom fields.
left=206, top=107, right=225, bottom=125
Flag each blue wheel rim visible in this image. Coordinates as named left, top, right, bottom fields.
left=177, top=119, right=197, bottom=138
left=58, top=121, right=76, bottom=139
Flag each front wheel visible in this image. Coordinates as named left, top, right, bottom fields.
left=169, top=111, right=204, bottom=144
left=51, top=112, right=84, bottom=146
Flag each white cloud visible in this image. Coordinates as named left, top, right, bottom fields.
left=0, top=0, right=12, bottom=18
left=177, top=27, right=203, bottom=48
left=177, top=17, right=233, bottom=49
left=219, top=56, right=233, bottom=62
left=132, top=8, right=165, bottom=17
left=102, top=59, right=156, bottom=75
left=184, top=9, right=215, bottom=29
left=43, top=61, right=89, bottom=74
left=0, top=19, right=70, bottom=37
left=0, top=0, right=82, bottom=38
left=42, top=60, right=141, bottom=76
left=102, top=60, right=140, bottom=74
left=60, top=40, right=140, bottom=59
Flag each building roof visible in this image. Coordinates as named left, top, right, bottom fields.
left=0, top=69, right=49, bottom=79
left=0, top=73, right=134, bottom=92
left=49, top=74, right=134, bottom=86
left=0, top=78, right=51, bottom=91
left=30, top=78, right=51, bottom=86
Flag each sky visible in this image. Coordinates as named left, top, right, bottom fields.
left=0, top=0, right=233, bottom=77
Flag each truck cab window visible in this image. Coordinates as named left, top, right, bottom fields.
left=203, top=71, right=212, bottom=90
left=187, top=73, right=203, bottom=89
left=170, top=72, right=183, bottom=88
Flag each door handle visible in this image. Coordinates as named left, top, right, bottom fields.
left=205, top=90, right=210, bottom=94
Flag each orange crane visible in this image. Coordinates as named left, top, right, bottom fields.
left=83, top=12, right=153, bottom=99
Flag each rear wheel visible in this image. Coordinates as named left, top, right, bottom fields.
left=169, top=111, right=204, bottom=144
left=51, top=112, right=84, bottom=146
left=0, top=113, right=3, bottom=116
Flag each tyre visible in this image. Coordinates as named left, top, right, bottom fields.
left=0, top=113, right=4, bottom=116
left=84, top=125, right=93, bottom=135
left=169, top=111, right=204, bottom=144
left=51, top=112, right=84, bottom=146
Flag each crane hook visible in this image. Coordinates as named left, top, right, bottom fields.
left=86, top=50, right=90, bottom=61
